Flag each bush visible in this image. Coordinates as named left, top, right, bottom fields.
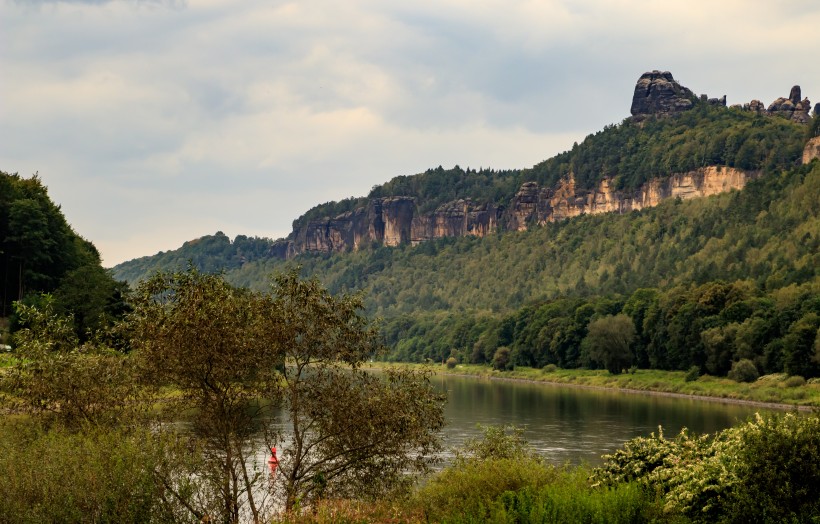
left=0, top=422, right=171, bottom=523
left=445, top=356, right=457, bottom=369
left=543, top=363, right=558, bottom=373
left=783, top=375, right=806, bottom=388
left=728, top=358, right=759, bottom=383
left=493, top=347, right=512, bottom=371
left=593, top=413, right=820, bottom=523
left=725, top=413, right=820, bottom=523
left=685, top=365, right=700, bottom=382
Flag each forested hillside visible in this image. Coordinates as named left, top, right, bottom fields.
left=228, top=159, right=820, bottom=376
left=0, top=171, right=126, bottom=339
left=108, top=102, right=820, bottom=378
left=110, top=231, right=275, bottom=285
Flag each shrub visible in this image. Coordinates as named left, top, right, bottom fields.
left=445, top=356, right=457, bottom=369
left=493, top=346, right=512, bottom=371
left=684, top=365, right=700, bottom=382
left=0, top=422, right=170, bottom=523
left=725, top=413, right=820, bottom=523
left=543, top=363, right=558, bottom=373
left=728, top=358, right=759, bottom=383
left=783, top=375, right=806, bottom=388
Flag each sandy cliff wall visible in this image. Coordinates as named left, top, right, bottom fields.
left=271, top=166, right=755, bottom=259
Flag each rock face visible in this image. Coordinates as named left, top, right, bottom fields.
left=272, top=197, right=504, bottom=258
left=266, top=71, right=813, bottom=260
left=740, top=85, right=812, bottom=124
left=804, top=137, right=820, bottom=164
left=504, top=167, right=753, bottom=230
left=271, top=166, right=756, bottom=259
left=630, top=71, right=698, bottom=119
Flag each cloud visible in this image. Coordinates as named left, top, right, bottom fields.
left=1, top=0, right=819, bottom=265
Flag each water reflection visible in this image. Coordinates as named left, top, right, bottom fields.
left=433, top=374, right=774, bottom=466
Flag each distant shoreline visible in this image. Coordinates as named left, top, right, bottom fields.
left=445, top=372, right=813, bottom=412
left=369, top=362, right=818, bottom=412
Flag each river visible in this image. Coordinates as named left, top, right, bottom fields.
left=432, top=373, right=773, bottom=465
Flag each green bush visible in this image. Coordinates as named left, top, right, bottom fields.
left=783, top=375, right=806, bottom=388
left=493, top=347, right=512, bottom=371
left=593, top=413, right=820, bottom=523
left=728, top=358, right=759, bottom=383
left=446, top=356, right=458, bottom=369
left=684, top=365, right=700, bottom=382
left=543, top=363, right=559, bottom=373
left=725, top=413, right=820, bottom=523
left=0, top=422, right=172, bottom=524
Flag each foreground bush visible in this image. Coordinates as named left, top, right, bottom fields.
left=592, top=412, right=820, bottom=523
left=411, top=425, right=655, bottom=524
left=0, top=422, right=171, bottom=524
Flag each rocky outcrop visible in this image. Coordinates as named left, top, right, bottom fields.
left=630, top=71, right=697, bottom=119
left=504, top=167, right=754, bottom=229
left=267, top=71, right=811, bottom=260
left=273, top=197, right=503, bottom=258
left=804, top=137, right=820, bottom=164
left=271, top=166, right=756, bottom=259
left=738, top=85, right=812, bottom=124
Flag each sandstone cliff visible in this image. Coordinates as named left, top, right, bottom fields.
left=504, top=166, right=754, bottom=230
left=268, top=70, right=814, bottom=260
left=270, top=166, right=756, bottom=259
left=804, top=136, right=820, bottom=164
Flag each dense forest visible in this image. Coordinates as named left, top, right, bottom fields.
left=107, top=107, right=820, bottom=379
left=231, top=160, right=820, bottom=377
left=0, top=171, right=127, bottom=339
left=110, top=231, right=276, bottom=285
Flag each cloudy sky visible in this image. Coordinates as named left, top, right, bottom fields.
left=2, top=0, right=819, bottom=266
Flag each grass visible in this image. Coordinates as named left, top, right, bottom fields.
left=368, top=362, right=820, bottom=408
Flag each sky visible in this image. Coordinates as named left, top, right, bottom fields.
left=2, top=0, right=819, bottom=267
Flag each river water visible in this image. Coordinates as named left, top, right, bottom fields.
left=432, top=373, right=773, bottom=465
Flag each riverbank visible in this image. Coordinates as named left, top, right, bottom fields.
left=368, top=362, right=820, bottom=410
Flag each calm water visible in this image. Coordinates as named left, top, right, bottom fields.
left=432, top=374, right=773, bottom=465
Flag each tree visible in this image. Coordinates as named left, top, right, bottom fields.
left=583, top=314, right=636, bottom=374
left=268, top=270, right=444, bottom=511
left=129, top=268, right=444, bottom=519
left=2, top=295, right=142, bottom=428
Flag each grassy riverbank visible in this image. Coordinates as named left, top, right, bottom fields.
left=369, top=362, right=820, bottom=409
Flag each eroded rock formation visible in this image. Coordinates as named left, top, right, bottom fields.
left=267, top=71, right=813, bottom=260
left=504, top=167, right=753, bottom=230
left=804, top=137, right=820, bottom=164
left=271, top=167, right=756, bottom=259
left=630, top=71, right=697, bottom=119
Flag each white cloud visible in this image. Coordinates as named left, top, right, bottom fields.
left=1, top=0, right=818, bottom=265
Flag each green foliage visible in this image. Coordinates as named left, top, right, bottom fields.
left=727, top=358, right=759, bottom=383
left=583, top=314, right=636, bottom=374
left=414, top=425, right=653, bottom=524
left=446, top=356, right=458, bottom=369
left=684, top=365, right=700, bottom=382
left=783, top=375, right=806, bottom=387
left=2, top=296, right=142, bottom=427
left=0, top=421, right=173, bottom=524
left=592, top=412, right=820, bottom=523
left=493, top=346, right=512, bottom=371
left=0, top=171, right=126, bottom=338
left=110, top=231, right=276, bottom=284
left=724, top=412, right=820, bottom=523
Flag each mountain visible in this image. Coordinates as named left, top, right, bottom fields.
left=113, top=71, right=814, bottom=283
left=109, top=71, right=820, bottom=376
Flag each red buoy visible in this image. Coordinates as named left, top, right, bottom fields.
left=267, top=446, right=278, bottom=476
